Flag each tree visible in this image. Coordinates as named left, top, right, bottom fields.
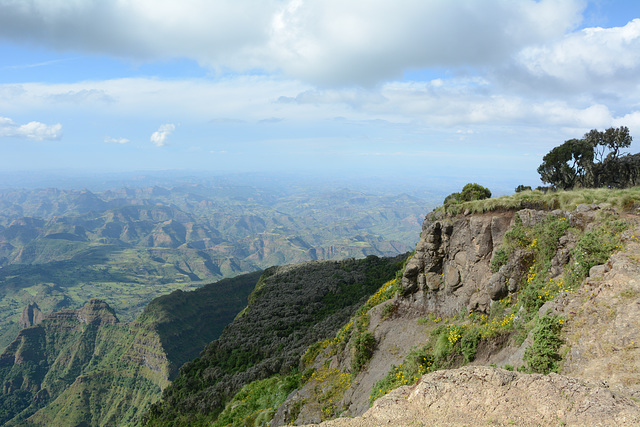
left=444, top=183, right=491, bottom=205
left=537, top=138, right=593, bottom=189
left=538, top=126, right=635, bottom=189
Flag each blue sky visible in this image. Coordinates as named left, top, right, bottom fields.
left=1, top=0, right=640, bottom=189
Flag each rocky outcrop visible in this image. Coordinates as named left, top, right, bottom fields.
left=19, top=302, right=45, bottom=328
left=400, top=207, right=607, bottom=317
left=280, top=204, right=635, bottom=425
left=546, top=226, right=640, bottom=400
left=75, top=298, right=119, bottom=325
left=401, top=210, right=515, bottom=316
left=301, top=366, right=640, bottom=426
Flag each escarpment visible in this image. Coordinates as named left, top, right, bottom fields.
left=401, top=210, right=515, bottom=315
left=401, top=206, right=608, bottom=316
left=274, top=203, right=640, bottom=426
left=0, top=270, right=262, bottom=426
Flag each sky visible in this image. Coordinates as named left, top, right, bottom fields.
left=1, top=0, right=640, bottom=189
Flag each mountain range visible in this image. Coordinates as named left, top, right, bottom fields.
left=0, top=180, right=430, bottom=350
left=3, top=184, right=638, bottom=426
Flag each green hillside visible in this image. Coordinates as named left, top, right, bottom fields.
left=0, top=272, right=261, bottom=426
left=144, top=254, right=407, bottom=426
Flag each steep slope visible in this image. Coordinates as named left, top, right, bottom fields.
left=0, top=272, right=261, bottom=426
left=258, top=194, right=640, bottom=426
left=137, top=270, right=263, bottom=378
left=296, top=221, right=640, bottom=427
left=143, top=254, right=407, bottom=426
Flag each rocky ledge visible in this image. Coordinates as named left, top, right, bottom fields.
left=302, top=365, right=640, bottom=427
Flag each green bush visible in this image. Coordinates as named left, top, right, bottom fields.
left=351, top=332, right=376, bottom=372
left=571, top=220, right=627, bottom=280
left=460, top=327, right=481, bottom=362
left=444, top=183, right=492, bottom=205
left=490, top=248, right=508, bottom=273
left=523, top=315, right=564, bottom=374
left=431, top=326, right=453, bottom=365
left=533, top=216, right=571, bottom=265
left=503, top=214, right=532, bottom=252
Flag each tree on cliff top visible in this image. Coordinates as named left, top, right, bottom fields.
left=538, top=126, right=637, bottom=189
left=444, top=183, right=492, bottom=205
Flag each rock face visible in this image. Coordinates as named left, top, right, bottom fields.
left=551, top=226, right=640, bottom=400
left=279, top=204, right=639, bottom=426
left=401, top=210, right=515, bottom=316
left=19, top=302, right=45, bottom=328
left=301, top=366, right=640, bottom=427
left=75, top=298, right=119, bottom=325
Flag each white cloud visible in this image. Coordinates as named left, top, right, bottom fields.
left=150, top=124, right=175, bottom=147
left=0, top=116, right=62, bottom=140
left=0, top=0, right=585, bottom=86
left=511, top=19, right=640, bottom=93
left=3, top=74, right=639, bottom=140
left=105, top=137, right=130, bottom=144
left=265, top=0, right=584, bottom=86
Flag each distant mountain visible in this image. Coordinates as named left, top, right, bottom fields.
left=0, top=182, right=428, bottom=351
left=0, top=272, right=261, bottom=426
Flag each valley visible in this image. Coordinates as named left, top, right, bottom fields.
left=0, top=176, right=431, bottom=350
left=3, top=183, right=640, bottom=426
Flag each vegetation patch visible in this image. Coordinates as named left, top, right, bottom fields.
left=566, top=219, right=628, bottom=287
left=212, top=374, right=300, bottom=427
left=351, top=331, right=376, bottom=373
left=491, top=248, right=508, bottom=273
left=437, top=187, right=640, bottom=217
left=369, top=346, right=432, bottom=405
left=306, top=367, right=353, bottom=421
left=523, top=315, right=565, bottom=374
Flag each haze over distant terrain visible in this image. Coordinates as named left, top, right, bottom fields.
left=0, top=172, right=434, bottom=350
left=0, top=1, right=639, bottom=186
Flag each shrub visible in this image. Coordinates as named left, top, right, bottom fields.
left=460, top=183, right=492, bottom=201
left=460, top=327, right=481, bottom=362
left=523, top=315, right=564, bottom=374
left=351, top=332, right=375, bottom=372
left=571, top=219, right=627, bottom=280
left=490, top=248, right=508, bottom=273
left=431, top=326, right=453, bottom=365
left=503, top=214, right=532, bottom=252
left=444, top=183, right=492, bottom=205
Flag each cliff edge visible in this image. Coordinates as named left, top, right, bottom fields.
left=275, top=201, right=640, bottom=426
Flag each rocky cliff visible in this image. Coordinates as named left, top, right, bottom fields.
left=271, top=202, right=640, bottom=426
left=401, top=210, right=514, bottom=315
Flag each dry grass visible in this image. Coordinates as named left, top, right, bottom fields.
left=438, top=187, right=640, bottom=216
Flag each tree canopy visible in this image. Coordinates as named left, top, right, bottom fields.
left=444, top=183, right=492, bottom=205
left=537, top=126, right=638, bottom=189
